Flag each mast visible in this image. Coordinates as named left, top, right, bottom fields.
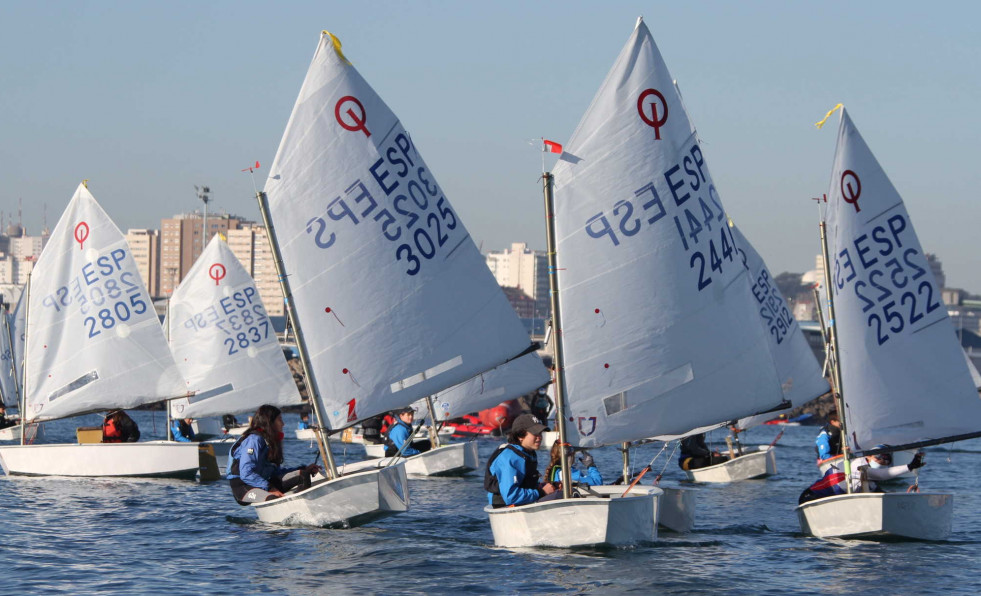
left=255, top=190, right=336, bottom=478
left=819, top=219, right=851, bottom=492
left=542, top=172, right=572, bottom=499
left=165, top=300, right=173, bottom=441
left=425, top=396, right=441, bottom=448
left=621, top=442, right=631, bottom=484
left=18, top=273, right=30, bottom=445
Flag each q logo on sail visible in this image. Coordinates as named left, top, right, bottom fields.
left=208, top=263, right=226, bottom=286
left=637, top=89, right=668, bottom=140
left=840, top=170, right=862, bottom=213
left=335, top=95, right=371, bottom=138
left=74, top=222, right=90, bottom=250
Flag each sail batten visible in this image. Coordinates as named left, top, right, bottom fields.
left=261, top=32, right=531, bottom=428
left=550, top=20, right=785, bottom=447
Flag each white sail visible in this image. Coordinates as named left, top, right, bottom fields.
left=965, top=350, right=981, bottom=390
left=730, top=222, right=830, bottom=430
left=414, top=352, right=550, bottom=422
left=825, top=108, right=981, bottom=450
left=0, top=312, right=17, bottom=408
left=262, top=32, right=531, bottom=429
left=10, top=286, right=26, bottom=396
left=166, top=236, right=302, bottom=419
left=24, top=184, right=187, bottom=421
left=550, top=18, right=784, bottom=447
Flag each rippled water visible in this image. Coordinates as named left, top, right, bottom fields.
left=3, top=411, right=981, bottom=595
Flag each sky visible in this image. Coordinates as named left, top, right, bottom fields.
left=2, top=1, right=980, bottom=292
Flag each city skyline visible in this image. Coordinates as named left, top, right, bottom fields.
left=3, top=2, right=981, bottom=293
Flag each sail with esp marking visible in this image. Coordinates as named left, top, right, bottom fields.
left=730, top=222, right=830, bottom=430
left=24, top=183, right=187, bottom=421
left=824, top=108, right=981, bottom=450
left=550, top=18, right=785, bottom=447
left=167, top=235, right=302, bottom=419
left=262, top=32, right=531, bottom=429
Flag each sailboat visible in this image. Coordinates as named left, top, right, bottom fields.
left=244, top=29, right=536, bottom=526
left=679, top=221, right=831, bottom=483
left=0, top=183, right=200, bottom=478
left=165, top=234, right=303, bottom=468
left=795, top=106, right=981, bottom=540
left=485, top=18, right=787, bottom=548
left=0, top=304, right=22, bottom=442
left=355, top=351, right=550, bottom=474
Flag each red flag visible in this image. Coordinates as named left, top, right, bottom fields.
left=241, top=161, right=260, bottom=172
left=543, top=139, right=563, bottom=154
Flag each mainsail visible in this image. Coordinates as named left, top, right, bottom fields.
left=825, top=108, right=981, bottom=450
left=730, top=221, right=830, bottom=430
left=24, top=183, right=187, bottom=421
left=550, top=18, right=785, bottom=447
left=415, top=352, right=550, bottom=422
left=0, top=311, right=17, bottom=408
left=167, top=235, right=301, bottom=419
left=262, top=32, right=532, bottom=429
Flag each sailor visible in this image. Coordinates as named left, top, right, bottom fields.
left=297, top=412, right=310, bottom=431
left=485, top=413, right=558, bottom=507
left=227, top=404, right=320, bottom=504
left=545, top=441, right=602, bottom=486
left=798, top=447, right=926, bottom=504
left=815, top=412, right=843, bottom=461
left=384, top=407, right=432, bottom=457
left=171, top=417, right=196, bottom=442
left=0, top=405, right=15, bottom=429
left=678, top=433, right=728, bottom=470
left=102, top=410, right=141, bottom=443
left=360, top=413, right=385, bottom=445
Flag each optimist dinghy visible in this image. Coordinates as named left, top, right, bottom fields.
left=485, top=18, right=787, bottom=548
left=248, top=30, right=535, bottom=526
left=795, top=106, right=981, bottom=540
left=0, top=184, right=200, bottom=479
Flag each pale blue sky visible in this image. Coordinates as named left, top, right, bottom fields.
left=3, top=1, right=980, bottom=292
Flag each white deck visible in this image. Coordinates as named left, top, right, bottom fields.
left=341, top=442, right=479, bottom=477
left=684, top=445, right=777, bottom=483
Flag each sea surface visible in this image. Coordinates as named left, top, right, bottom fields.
left=3, top=411, right=981, bottom=595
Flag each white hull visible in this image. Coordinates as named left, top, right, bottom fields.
left=818, top=450, right=916, bottom=481
left=541, top=430, right=559, bottom=451
left=658, top=486, right=695, bottom=533
left=485, top=485, right=662, bottom=548
left=251, top=464, right=409, bottom=527
left=343, top=425, right=454, bottom=446
left=0, top=442, right=200, bottom=478
left=295, top=428, right=316, bottom=441
left=341, top=442, right=479, bottom=477
left=0, top=425, right=21, bottom=442
left=796, top=492, right=952, bottom=540
left=684, top=445, right=776, bottom=483
left=363, top=443, right=386, bottom=458
left=224, top=425, right=248, bottom=436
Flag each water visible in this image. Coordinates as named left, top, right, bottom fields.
left=4, top=411, right=981, bottom=595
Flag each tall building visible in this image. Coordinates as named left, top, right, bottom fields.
left=926, top=253, right=946, bottom=289
left=226, top=224, right=284, bottom=316
left=0, top=223, right=48, bottom=303
left=485, top=242, right=549, bottom=318
left=125, top=229, right=160, bottom=297
left=159, top=212, right=247, bottom=296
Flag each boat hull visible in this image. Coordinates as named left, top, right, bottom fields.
left=485, top=485, right=662, bottom=548
left=0, top=425, right=21, bottom=442
left=294, top=428, right=316, bottom=441
left=684, top=445, right=776, bottom=483
left=342, top=442, right=479, bottom=477
left=796, top=492, right=952, bottom=540
left=0, top=442, right=200, bottom=479
left=251, top=464, right=409, bottom=528
left=658, top=486, right=695, bottom=533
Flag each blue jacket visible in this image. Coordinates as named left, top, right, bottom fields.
left=297, top=419, right=309, bottom=430
left=815, top=425, right=842, bottom=460
left=486, top=445, right=541, bottom=506
left=547, top=464, right=603, bottom=486
left=171, top=420, right=195, bottom=443
left=387, top=420, right=419, bottom=456
left=226, top=433, right=299, bottom=490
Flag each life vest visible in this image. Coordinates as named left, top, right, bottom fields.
left=484, top=444, right=540, bottom=508
left=103, top=418, right=122, bottom=443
